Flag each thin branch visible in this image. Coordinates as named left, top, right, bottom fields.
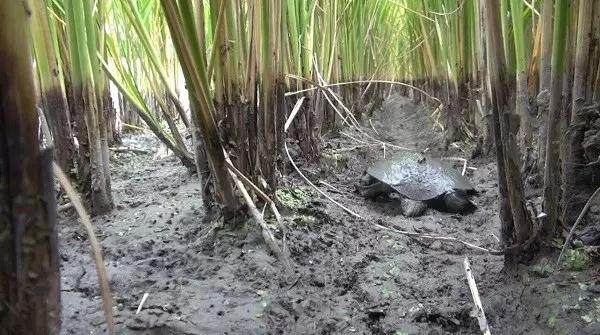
left=557, top=185, right=600, bottom=265
left=440, top=156, right=469, bottom=176
left=284, top=96, right=306, bottom=132
left=223, top=158, right=286, bottom=233
left=369, top=119, right=380, bottom=135
left=427, top=0, right=466, bottom=16
left=285, top=78, right=444, bottom=108
left=464, top=257, right=492, bottom=335
left=53, top=162, right=115, bottom=335
left=284, top=142, right=364, bottom=219
left=109, top=147, right=150, bottom=154
left=283, top=98, right=364, bottom=219
left=228, top=168, right=293, bottom=273
left=136, top=292, right=149, bottom=314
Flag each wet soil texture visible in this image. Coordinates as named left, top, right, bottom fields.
left=60, top=96, right=599, bottom=334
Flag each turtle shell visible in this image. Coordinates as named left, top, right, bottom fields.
left=366, top=151, right=475, bottom=201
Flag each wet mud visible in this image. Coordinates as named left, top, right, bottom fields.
left=60, top=96, right=599, bottom=334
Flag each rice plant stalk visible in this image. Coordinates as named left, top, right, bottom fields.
left=542, top=0, right=570, bottom=238
left=0, top=1, right=60, bottom=332
left=64, top=0, right=113, bottom=214
left=31, top=0, right=74, bottom=172
left=160, top=0, right=239, bottom=214
left=509, top=0, right=533, bottom=150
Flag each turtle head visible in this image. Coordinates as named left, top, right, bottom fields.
left=355, top=172, right=394, bottom=198
left=359, top=172, right=376, bottom=186
left=441, top=191, right=476, bottom=214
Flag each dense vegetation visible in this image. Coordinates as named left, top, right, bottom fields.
left=2, top=0, right=600, bottom=333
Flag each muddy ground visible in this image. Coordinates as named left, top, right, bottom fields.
left=60, top=95, right=600, bottom=334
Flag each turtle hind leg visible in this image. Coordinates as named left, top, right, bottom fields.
left=441, top=192, right=476, bottom=214
left=401, top=198, right=428, bottom=217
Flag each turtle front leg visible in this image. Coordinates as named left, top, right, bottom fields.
left=401, top=198, right=428, bottom=217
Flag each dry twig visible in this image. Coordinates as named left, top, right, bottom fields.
left=224, top=158, right=286, bottom=233
left=557, top=185, right=600, bottom=265
left=369, top=119, right=380, bottom=135
left=58, top=202, right=74, bottom=212
left=285, top=142, right=364, bottom=219
left=109, top=147, right=150, bottom=154
left=464, top=257, right=492, bottom=335
left=284, top=98, right=364, bottom=219
left=441, top=156, right=469, bottom=176
left=136, top=292, right=149, bottom=314
left=228, top=168, right=293, bottom=273
left=53, top=162, right=115, bottom=335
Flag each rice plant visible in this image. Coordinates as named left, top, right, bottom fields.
left=35, top=0, right=600, bottom=248
left=9, top=1, right=600, bottom=331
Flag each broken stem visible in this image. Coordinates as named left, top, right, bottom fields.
left=463, top=257, right=492, bottom=335
left=557, top=185, right=600, bottom=265
left=228, top=168, right=292, bottom=273
left=53, top=162, right=115, bottom=335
